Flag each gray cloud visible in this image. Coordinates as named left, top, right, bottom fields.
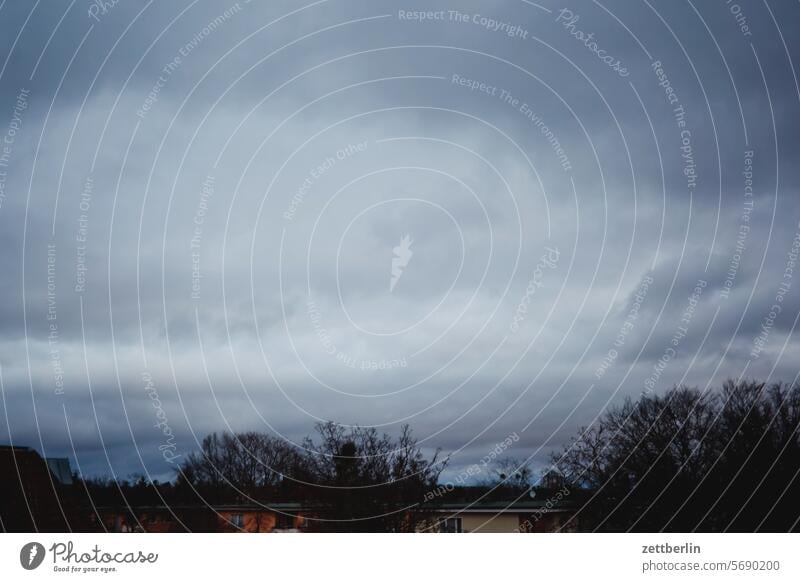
left=1, top=0, right=799, bottom=481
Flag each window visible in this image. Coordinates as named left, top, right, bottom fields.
left=274, top=513, right=294, bottom=530
left=439, top=517, right=462, bottom=533
left=230, top=513, right=244, bottom=528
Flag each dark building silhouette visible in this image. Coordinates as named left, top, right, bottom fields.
left=0, top=445, right=80, bottom=532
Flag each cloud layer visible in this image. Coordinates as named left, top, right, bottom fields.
left=0, top=0, right=799, bottom=482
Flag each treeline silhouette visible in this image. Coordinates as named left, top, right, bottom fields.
left=552, top=380, right=800, bottom=531
left=73, top=379, right=800, bottom=532
left=81, top=422, right=444, bottom=532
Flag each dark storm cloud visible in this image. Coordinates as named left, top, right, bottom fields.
left=0, top=0, right=799, bottom=479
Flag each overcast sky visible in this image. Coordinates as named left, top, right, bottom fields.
left=1, top=0, right=799, bottom=483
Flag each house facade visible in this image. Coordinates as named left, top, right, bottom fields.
left=426, top=494, right=578, bottom=533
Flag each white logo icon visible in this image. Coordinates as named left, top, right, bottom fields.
left=390, top=234, right=413, bottom=292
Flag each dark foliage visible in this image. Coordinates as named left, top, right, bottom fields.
left=298, top=422, right=444, bottom=531
left=174, top=422, right=444, bottom=531
left=552, top=380, right=800, bottom=531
